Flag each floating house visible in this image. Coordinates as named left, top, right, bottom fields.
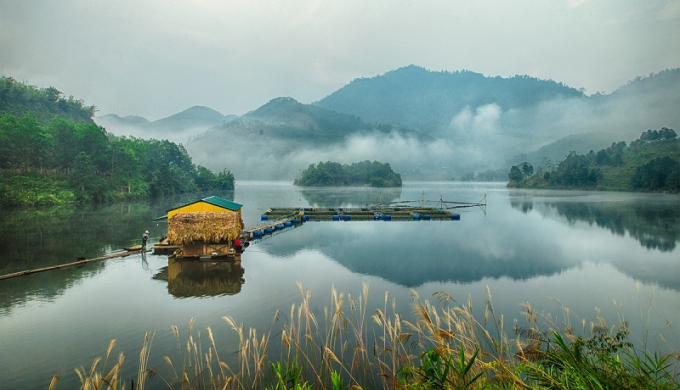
left=155, top=196, right=244, bottom=260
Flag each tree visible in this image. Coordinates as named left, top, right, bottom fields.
left=631, top=157, right=680, bottom=191
left=508, top=165, right=523, bottom=182
left=521, top=162, right=534, bottom=177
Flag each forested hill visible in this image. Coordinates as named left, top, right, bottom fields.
left=0, top=77, right=94, bottom=124
left=508, top=128, right=680, bottom=192
left=0, top=77, right=235, bottom=208
left=314, top=65, right=584, bottom=134
left=241, top=96, right=428, bottom=141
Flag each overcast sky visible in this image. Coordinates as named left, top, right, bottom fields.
left=2, top=0, right=679, bottom=120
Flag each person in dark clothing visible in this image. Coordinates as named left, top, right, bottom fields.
left=142, top=230, right=149, bottom=248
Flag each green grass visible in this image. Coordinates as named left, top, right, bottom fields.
left=51, top=284, right=680, bottom=389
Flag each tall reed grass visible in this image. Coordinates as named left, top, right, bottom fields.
left=51, top=283, right=679, bottom=389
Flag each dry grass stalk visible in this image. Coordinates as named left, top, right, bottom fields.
left=59, top=284, right=677, bottom=390
left=168, top=212, right=244, bottom=246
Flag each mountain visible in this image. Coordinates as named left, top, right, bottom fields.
left=312, top=66, right=680, bottom=178
left=96, top=114, right=149, bottom=127
left=95, top=105, right=235, bottom=143
left=511, top=132, right=622, bottom=169
left=314, top=65, right=585, bottom=136
left=185, top=97, right=434, bottom=179
left=154, top=106, right=229, bottom=131
left=96, top=66, right=680, bottom=181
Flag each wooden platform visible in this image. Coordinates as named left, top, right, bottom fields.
left=153, top=238, right=181, bottom=256
left=153, top=238, right=244, bottom=261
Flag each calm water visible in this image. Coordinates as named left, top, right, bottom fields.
left=0, top=181, right=679, bottom=389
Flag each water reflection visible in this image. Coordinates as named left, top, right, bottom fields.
left=299, top=187, right=402, bottom=207
left=259, top=217, right=578, bottom=288
left=509, top=195, right=680, bottom=252
left=153, top=257, right=245, bottom=297
left=0, top=190, right=236, bottom=311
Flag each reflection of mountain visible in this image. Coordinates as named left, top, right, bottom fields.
left=258, top=222, right=575, bottom=288
left=153, top=258, right=245, bottom=297
left=299, top=187, right=402, bottom=208
left=510, top=197, right=680, bottom=252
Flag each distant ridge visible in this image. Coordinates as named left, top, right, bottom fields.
left=314, top=65, right=585, bottom=134
left=95, top=105, right=236, bottom=143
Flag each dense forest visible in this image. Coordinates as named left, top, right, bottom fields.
left=508, top=128, right=680, bottom=192
left=0, top=77, right=234, bottom=207
left=294, top=160, right=402, bottom=187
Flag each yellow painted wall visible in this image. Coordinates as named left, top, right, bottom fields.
left=168, top=202, right=242, bottom=219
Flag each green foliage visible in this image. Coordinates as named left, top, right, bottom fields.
left=0, top=118, right=235, bottom=207
left=329, top=370, right=345, bottom=390
left=407, top=347, right=484, bottom=390
left=0, top=78, right=237, bottom=207
left=294, top=160, right=402, bottom=187
left=0, top=171, right=75, bottom=207
left=509, top=129, right=680, bottom=192
left=0, top=76, right=94, bottom=124
left=269, top=360, right=311, bottom=390
left=519, top=328, right=680, bottom=389
left=508, top=166, right=523, bottom=183
left=631, top=157, right=680, bottom=191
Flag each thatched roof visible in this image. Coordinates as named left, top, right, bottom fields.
left=168, top=212, right=244, bottom=245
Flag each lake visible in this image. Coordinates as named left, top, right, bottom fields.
left=0, top=181, right=678, bottom=389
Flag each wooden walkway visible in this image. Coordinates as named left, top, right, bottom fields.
left=242, top=211, right=304, bottom=236
left=0, top=248, right=148, bottom=281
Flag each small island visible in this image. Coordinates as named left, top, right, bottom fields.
left=507, top=128, right=679, bottom=192
left=294, top=160, right=402, bottom=187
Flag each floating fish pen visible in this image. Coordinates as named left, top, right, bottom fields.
left=262, top=194, right=486, bottom=222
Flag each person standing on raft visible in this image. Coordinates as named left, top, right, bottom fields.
left=142, top=231, right=149, bottom=248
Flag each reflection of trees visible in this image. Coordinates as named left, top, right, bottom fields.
left=153, top=258, right=245, bottom=297
left=510, top=198, right=680, bottom=252
left=0, top=191, right=236, bottom=274
left=299, top=187, right=402, bottom=208
left=0, top=262, right=105, bottom=316
left=0, top=191, right=236, bottom=312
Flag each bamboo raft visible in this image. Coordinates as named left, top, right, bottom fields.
left=0, top=247, right=148, bottom=281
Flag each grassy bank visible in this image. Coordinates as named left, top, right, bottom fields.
left=51, top=284, right=679, bottom=389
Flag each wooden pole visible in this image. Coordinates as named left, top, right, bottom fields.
left=0, top=249, right=149, bottom=281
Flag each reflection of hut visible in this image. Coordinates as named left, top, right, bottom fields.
left=153, top=258, right=245, bottom=297
left=166, top=196, right=244, bottom=259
